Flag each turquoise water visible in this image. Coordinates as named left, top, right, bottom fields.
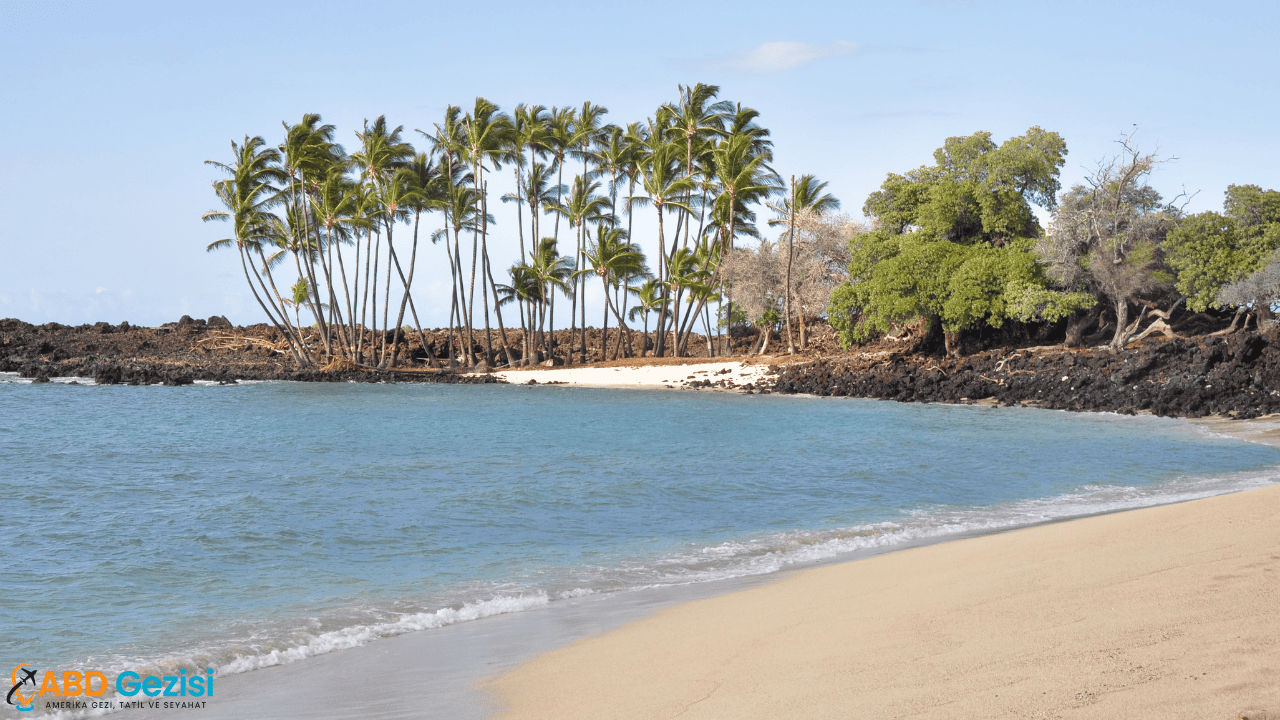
left=2, top=373, right=1279, bottom=717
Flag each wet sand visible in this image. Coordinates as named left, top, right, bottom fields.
left=487, top=476, right=1280, bottom=719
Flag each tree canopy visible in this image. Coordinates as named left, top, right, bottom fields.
left=829, top=127, right=1083, bottom=355
left=1165, top=184, right=1280, bottom=312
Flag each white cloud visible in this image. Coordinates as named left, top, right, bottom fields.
left=95, top=286, right=107, bottom=294
left=700, top=41, right=858, bottom=74
left=122, top=289, right=133, bottom=297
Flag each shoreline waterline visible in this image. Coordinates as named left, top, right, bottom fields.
left=485, top=482, right=1280, bottom=720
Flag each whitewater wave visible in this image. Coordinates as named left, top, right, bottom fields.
left=15, top=466, right=1279, bottom=720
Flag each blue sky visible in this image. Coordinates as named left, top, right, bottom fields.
left=1, top=0, right=1276, bottom=327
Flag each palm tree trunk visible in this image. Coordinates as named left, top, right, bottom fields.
left=478, top=179, right=494, bottom=364
left=466, top=221, right=479, bottom=365
left=293, top=173, right=332, bottom=359
left=653, top=206, right=670, bottom=358
left=391, top=209, right=433, bottom=367
left=323, top=226, right=354, bottom=358
left=379, top=220, right=396, bottom=367
left=567, top=222, right=580, bottom=365
left=370, top=232, right=381, bottom=365
left=600, top=276, right=610, bottom=362
left=483, top=234, right=516, bottom=367
left=450, top=226, right=470, bottom=364
left=579, top=223, right=588, bottom=360
left=238, top=245, right=305, bottom=367
left=358, top=229, right=374, bottom=360
left=254, top=246, right=312, bottom=366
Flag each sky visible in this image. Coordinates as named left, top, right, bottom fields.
left=1, top=0, right=1277, bottom=328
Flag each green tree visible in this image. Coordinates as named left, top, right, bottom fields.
left=830, top=127, right=1075, bottom=355
left=1165, top=184, right=1280, bottom=312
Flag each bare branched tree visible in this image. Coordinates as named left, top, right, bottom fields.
left=722, top=212, right=865, bottom=351
left=1038, top=130, right=1179, bottom=350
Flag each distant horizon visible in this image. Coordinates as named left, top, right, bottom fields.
left=4, top=0, right=1276, bottom=327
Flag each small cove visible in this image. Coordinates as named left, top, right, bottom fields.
left=3, top=374, right=1279, bottom=718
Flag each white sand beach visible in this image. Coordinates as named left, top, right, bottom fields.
left=487, top=481, right=1280, bottom=719
left=491, top=359, right=777, bottom=390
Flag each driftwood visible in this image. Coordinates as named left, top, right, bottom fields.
left=196, top=331, right=287, bottom=353
left=1209, top=308, right=1249, bottom=337
left=1124, top=300, right=1185, bottom=346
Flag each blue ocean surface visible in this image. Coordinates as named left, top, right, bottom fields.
left=2, top=373, right=1278, bottom=718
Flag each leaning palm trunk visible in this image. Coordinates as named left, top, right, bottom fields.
left=389, top=211, right=434, bottom=368
left=291, top=175, right=332, bottom=359
left=483, top=254, right=515, bottom=367
left=238, top=245, right=305, bottom=367
left=254, top=246, right=313, bottom=365
left=322, top=226, right=354, bottom=359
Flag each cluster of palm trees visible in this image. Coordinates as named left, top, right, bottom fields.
left=204, top=83, right=829, bottom=369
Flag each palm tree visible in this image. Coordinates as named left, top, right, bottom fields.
left=566, top=103, right=610, bottom=349
left=631, top=143, right=696, bottom=356
left=592, top=126, right=631, bottom=218
left=665, top=245, right=714, bottom=357
left=308, top=167, right=362, bottom=358
left=768, top=174, right=839, bottom=351
left=461, top=97, right=515, bottom=365
left=280, top=113, right=345, bottom=358
left=527, top=237, right=574, bottom=360
left=710, top=132, right=782, bottom=355
left=393, top=152, right=446, bottom=366
left=578, top=225, right=646, bottom=360
left=547, top=175, right=614, bottom=361
left=509, top=104, right=551, bottom=262
left=202, top=135, right=309, bottom=366
left=661, top=84, right=732, bottom=253
left=627, top=278, right=665, bottom=354
left=545, top=106, right=576, bottom=246
left=675, top=234, right=724, bottom=355
left=496, top=262, right=543, bottom=363
left=352, top=116, right=415, bottom=364
left=436, top=179, right=484, bottom=363
left=422, top=106, right=475, bottom=364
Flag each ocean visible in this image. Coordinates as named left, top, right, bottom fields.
left=3, top=373, right=1278, bottom=719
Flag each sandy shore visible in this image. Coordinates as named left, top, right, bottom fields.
left=491, top=359, right=776, bottom=390
left=487, top=480, right=1280, bottom=719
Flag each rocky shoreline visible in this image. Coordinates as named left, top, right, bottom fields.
left=5, top=315, right=1280, bottom=419
left=772, top=329, right=1280, bottom=419
left=0, top=317, right=503, bottom=386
